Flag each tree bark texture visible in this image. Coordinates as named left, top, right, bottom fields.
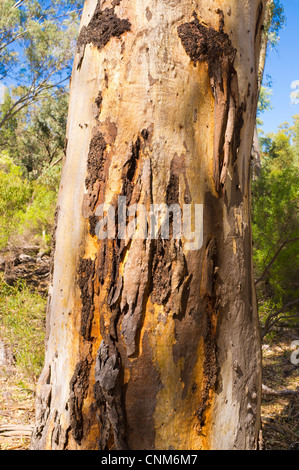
left=31, top=0, right=266, bottom=450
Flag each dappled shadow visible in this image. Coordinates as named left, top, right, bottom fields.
left=261, top=330, right=299, bottom=450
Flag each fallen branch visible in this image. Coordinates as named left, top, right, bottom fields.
left=0, top=431, right=32, bottom=438
left=0, top=424, right=33, bottom=438
left=262, top=384, right=299, bottom=397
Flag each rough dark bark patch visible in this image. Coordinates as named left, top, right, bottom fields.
left=77, top=258, right=96, bottom=340
left=85, top=132, right=107, bottom=192
left=151, top=238, right=172, bottom=306
left=177, top=10, right=236, bottom=68
left=83, top=131, right=108, bottom=214
left=166, top=153, right=192, bottom=206
left=69, top=358, right=92, bottom=445
left=89, top=214, right=99, bottom=237
left=120, top=136, right=141, bottom=205
left=77, top=3, right=131, bottom=52
left=90, top=132, right=153, bottom=447
left=166, top=168, right=179, bottom=206
left=93, top=340, right=127, bottom=450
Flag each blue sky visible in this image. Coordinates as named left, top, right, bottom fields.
left=261, top=0, right=299, bottom=134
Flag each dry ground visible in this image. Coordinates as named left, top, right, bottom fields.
left=0, top=329, right=298, bottom=450
left=0, top=356, right=35, bottom=450
left=261, top=329, right=299, bottom=450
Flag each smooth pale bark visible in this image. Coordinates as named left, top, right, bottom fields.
left=31, top=0, right=266, bottom=450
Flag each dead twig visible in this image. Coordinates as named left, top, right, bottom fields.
left=262, top=384, right=299, bottom=397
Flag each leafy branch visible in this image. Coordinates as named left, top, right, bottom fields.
left=261, top=298, right=299, bottom=339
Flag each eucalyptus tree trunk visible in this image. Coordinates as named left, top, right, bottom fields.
left=31, top=0, right=266, bottom=450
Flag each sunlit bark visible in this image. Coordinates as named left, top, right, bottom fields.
left=31, top=0, right=266, bottom=450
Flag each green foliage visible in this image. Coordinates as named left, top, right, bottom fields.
left=258, top=86, right=273, bottom=116
left=0, top=153, right=33, bottom=248
left=252, top=116, right=299, bottom=331
left=0, top=152, right=60, bottom=250
left=18, top=165, right=61, bottom=245
left=0, top=1, right=71, bottom=383
left=0, top=274, right=46, bottom=377
left=264, top=0, right=286, bottom=50
left=257, top=84, right=273, bottom=126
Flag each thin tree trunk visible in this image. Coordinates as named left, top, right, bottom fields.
left=31, top=0, right=266, bottom=450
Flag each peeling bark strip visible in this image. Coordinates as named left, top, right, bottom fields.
left=69, top=358, right=92, bottom=445
left=77, top=2, right=131, bottom=53
left=30, top=366, right=52, bottom=448
left=77, top=258, right=96, bottom=340
left=94, top=340, right=126, bottom=450
left=118, top=137, right=152, bottom=358
left=178, top=11, right=242, bottom=193
left=99, top=133, right=150, bottom=358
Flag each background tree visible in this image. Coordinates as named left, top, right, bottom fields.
left=1, top=87, right=68, bottom=177
left=252, top=116, right=299, bottom=338
left=258, top=0, right=286, bottom=89
left=251, top=0, right=285, bottom=178
left=0, top=0, right=82, bottom=130
left=0, top=1, right=80, bottom=250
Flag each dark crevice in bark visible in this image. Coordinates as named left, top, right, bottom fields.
left=151, top=238, right=172, bottom=306
left=69, top=357, right=92, bottom=445
left=121, top=136, right=142, bottom=206
left=89, top=214, right=99, bottom=237
left=93, top=340, right=127, bottom=450
left=119, top=138, right=152, bottom=357
left=197, top=238, right=219, bottom=431
left=77, top=257, right=96, bottom=341
left=85, top=132, right=108, bottom=212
